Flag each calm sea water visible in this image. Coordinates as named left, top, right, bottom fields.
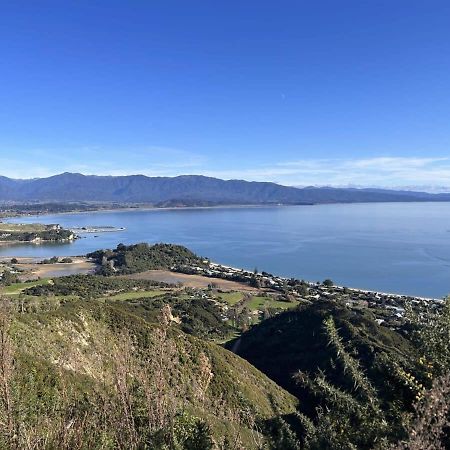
left=2, top=203, right=450, bottom=298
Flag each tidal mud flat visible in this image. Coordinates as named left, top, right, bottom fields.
left=0, top=256, right=97, bottom=280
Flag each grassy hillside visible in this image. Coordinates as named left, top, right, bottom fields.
left=0, top=296, right=297, bottom=449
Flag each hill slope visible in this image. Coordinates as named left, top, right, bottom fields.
left=227, top=301, right=428, bottom=448
left=1, top=172, right=450, bottom=204
left=1, top=297, right=297, bottom=449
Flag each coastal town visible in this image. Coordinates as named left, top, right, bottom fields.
left=172, top=260, right=446, bottom=329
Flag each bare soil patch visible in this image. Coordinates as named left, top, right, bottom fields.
left=122, top=270, right=259, bottom=291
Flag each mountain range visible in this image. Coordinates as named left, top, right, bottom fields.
left=1, top=172, right=450, bottom=205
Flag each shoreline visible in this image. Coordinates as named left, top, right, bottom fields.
left=1, top=204, right=448, bottom=300
left=5, top=200, right=450, bottom=221
left=212, top=263, right=443, bottom=302
left=0, top=238, right=76, bottom=246
left=1, top=253, right=441, bottom=302
left=1, top=203, right=310, bottom=220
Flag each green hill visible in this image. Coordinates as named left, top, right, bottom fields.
left=0, top=296, right=297, bottom=449
left=88, top=242, right=206, bottom=275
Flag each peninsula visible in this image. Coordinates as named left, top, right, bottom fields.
left=0, top=222, right=75, bottom=244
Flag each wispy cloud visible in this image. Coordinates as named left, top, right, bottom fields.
left=202, top=156, right=450, bottom=189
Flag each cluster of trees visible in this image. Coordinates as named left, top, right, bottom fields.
left=39, top=257, right=73, bottom=265
left=0, top=202, right=127, bottom=218
left=23, top=274, right=168, bottom=298
left=88, top=243, right=206, bottom=275
left=117, top=291, right=231, bottom=340
left=0, top=228, right=73, bottom=242
left=0, top=270, right=19, bottom=286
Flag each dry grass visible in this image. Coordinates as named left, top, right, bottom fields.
left=0, top=299, right=277, bottom=449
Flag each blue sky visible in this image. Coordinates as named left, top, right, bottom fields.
left=1, top=1, right=450, bottom=188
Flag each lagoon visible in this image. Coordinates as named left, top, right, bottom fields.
left=1, top=203, right=450, bottom=298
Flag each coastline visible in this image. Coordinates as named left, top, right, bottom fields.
left=4, top=200, right=450, bottom=222
left=0, top=238, right=76, bottom=246
left=1, top=203, right=309, bottom=220
left=211, top=263, right=443, bottom=302
left=1, top=252, right=441, bottom=302
left=1, top=204, right=448, bottom=300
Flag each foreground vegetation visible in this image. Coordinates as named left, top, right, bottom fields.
left=229, top=299, right=450, bottom=449
left=0, top=243, right=449, bottom=448
left=0, top=297, right=296, bottom=449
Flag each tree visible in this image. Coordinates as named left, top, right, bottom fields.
left=322, top=279, right=334, bottom=287
left=0, top=270, right=18, bottom=287
left=298, top=284, right=309, bottom=297
left=250, top=275, right=261, bottom=288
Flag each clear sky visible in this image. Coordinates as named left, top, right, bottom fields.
left=1, top=1, right=450, bottom=188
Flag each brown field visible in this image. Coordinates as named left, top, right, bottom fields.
left=122, top=270, right=260, bottom=291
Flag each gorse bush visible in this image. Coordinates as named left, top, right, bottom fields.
left=229, top=300, right=447, bottom=449
left=292, top=316, right=389, bottom=449
left=405, top=297, right=450, bottom=376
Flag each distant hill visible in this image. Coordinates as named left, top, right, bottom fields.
left=1, top=172, right=450, bottom=205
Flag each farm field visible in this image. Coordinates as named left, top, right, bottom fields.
left=0, top=278, right=52, bottom=295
